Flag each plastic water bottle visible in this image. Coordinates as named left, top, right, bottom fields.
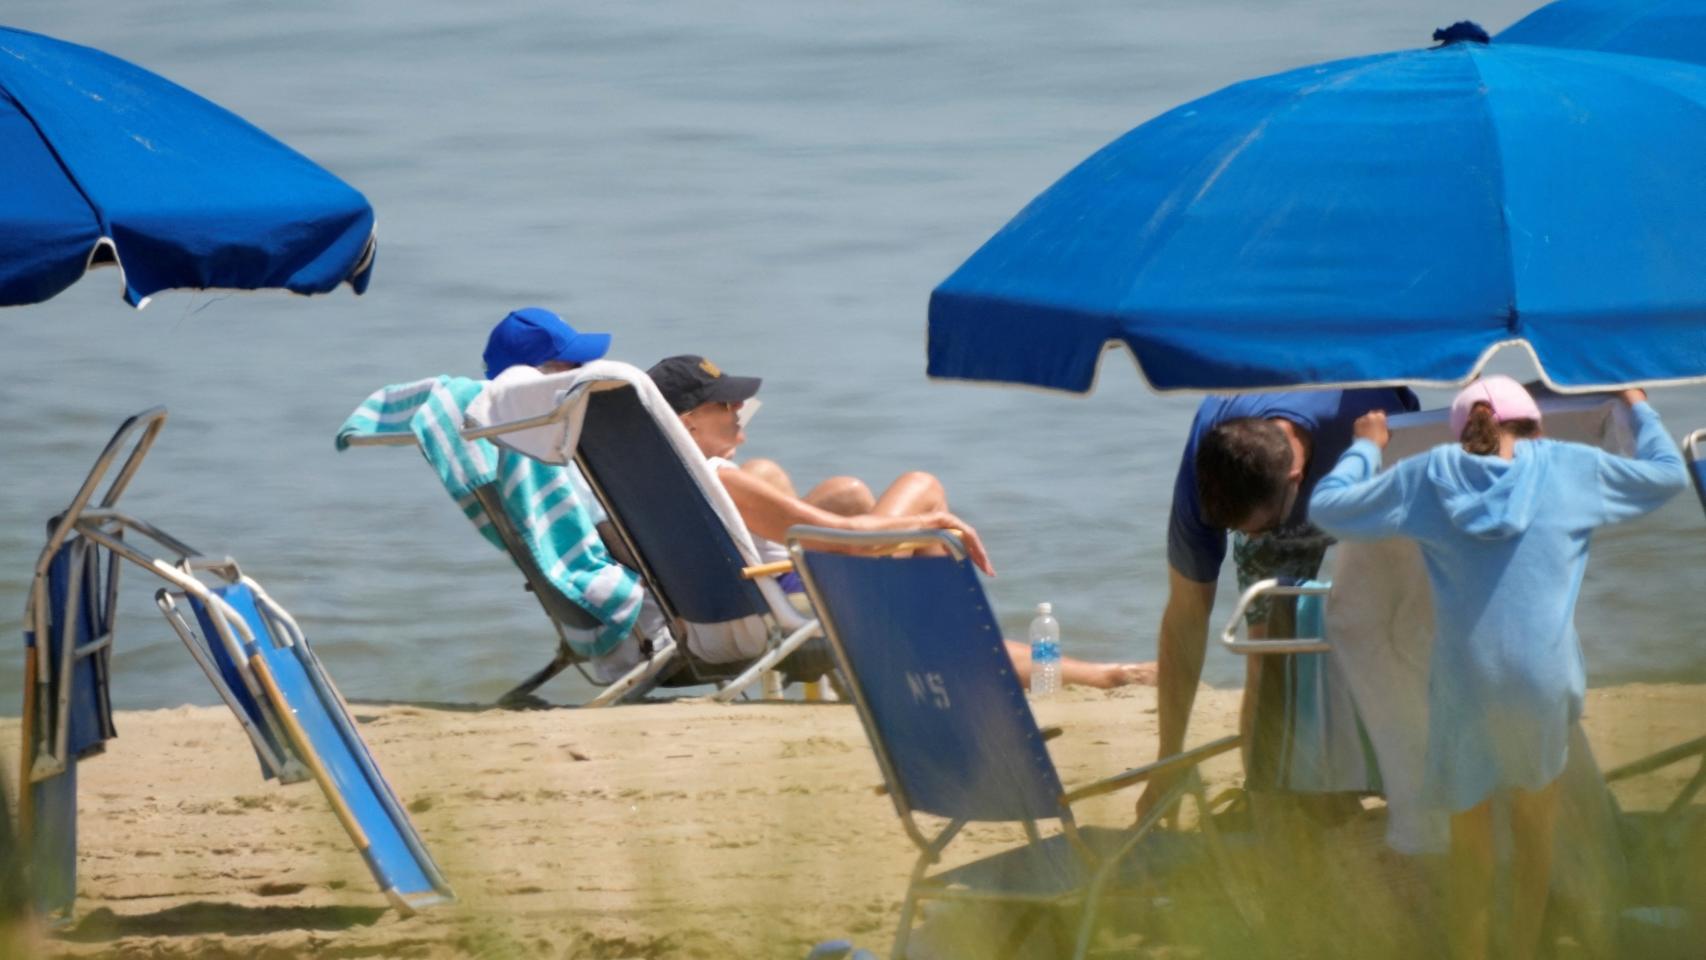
left=1029, top=602, right=1061, bottom=698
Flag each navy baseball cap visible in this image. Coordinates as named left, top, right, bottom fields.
left=646, top=355, right=762, bottom=413
left=482, top=307, right=612, bottom=379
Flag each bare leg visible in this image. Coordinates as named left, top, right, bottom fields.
left=740, top=458, right=799, bottom=498
left=1449, top=799, right=1495, bottom=960
left=1004, top=641, right=1157, bottom=689
left=803, top=475, right=876, bottom=516
left=870, top=470, right=949, bottom=516
left=1509, top=779, right=1561, bottom=960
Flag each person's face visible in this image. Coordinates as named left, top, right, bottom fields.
left=681, top=399, right=745, bottom=459
left=537, top=360, right=581, bottom=374
left=1235, top=476, right=1299, bottom=535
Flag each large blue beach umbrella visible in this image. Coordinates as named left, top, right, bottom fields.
left=1499, top=0, right=1706, bottom=65
left=0, top=25, right=375, bottom=308
left=927, top=24, right=1706, bottom=394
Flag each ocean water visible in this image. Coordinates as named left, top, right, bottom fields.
left=1, top=0, right=1703, bottom=710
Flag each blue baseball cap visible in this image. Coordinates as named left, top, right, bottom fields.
left=482, top=307, right=612, bottom=379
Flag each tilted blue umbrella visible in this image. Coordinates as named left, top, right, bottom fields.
left=1499, top=0, right=1706, bottom=65
left=927, top=24, right=1706, bottom=394
left=0, top=26, right=375, bottom=308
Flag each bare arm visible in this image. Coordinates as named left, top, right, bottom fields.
left=1135, top=565, right=1217, bottom=819
left=718, top=466, right=994, bottom=575
left=1156, top=566, right=1217, bottom=760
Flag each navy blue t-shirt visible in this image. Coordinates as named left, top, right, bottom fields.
left=1167, top=388, right=1419, bottom=584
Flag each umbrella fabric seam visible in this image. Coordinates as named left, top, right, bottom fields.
left=1462, top=45, right=1522, bottom=337
left=0, top=71, right=110, bottom=242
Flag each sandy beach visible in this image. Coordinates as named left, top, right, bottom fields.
left=3, top=682, right=1701, bottom=959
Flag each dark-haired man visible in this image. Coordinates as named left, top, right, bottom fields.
left=1140, top=387, right=1418, bottom=814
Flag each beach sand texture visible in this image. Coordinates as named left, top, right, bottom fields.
left=2, top=683, right=1700, bottom=959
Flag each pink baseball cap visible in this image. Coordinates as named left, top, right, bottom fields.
left=1449, top=375, right=1542, bottom=436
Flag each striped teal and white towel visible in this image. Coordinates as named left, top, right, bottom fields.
left=336, top=376, right=643, bottom=657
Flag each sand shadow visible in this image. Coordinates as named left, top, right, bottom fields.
left=58, top=902, right=386, bottom=941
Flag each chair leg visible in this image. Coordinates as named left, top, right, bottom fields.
left=497, top=646, right=575, bottom=707
left=584, top=640, right=679, bottom=708
left=706, top=621, right=821, bottom=703
left=892, top=888, right=919, bottom=960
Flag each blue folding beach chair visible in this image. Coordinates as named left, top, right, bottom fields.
left=785, top=526, right=1240, bottom=960
left=19, top=408, right=452, bottom=922
left=157, top=569, right=453, bottom=914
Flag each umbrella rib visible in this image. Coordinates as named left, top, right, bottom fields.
left=0, top=76, right=110, bottom=240
left=1461, top=47, right=1521, bottom=338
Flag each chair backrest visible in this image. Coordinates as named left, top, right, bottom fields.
left=790, top=531, right=1064, bottom=823
left=1686, top=429, right=1706, bottom=516
left=575, top=383, right=769, bottom=625
left=467, top=483, right=601, bottom=632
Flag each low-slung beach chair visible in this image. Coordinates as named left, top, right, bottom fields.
left=338, top=375, right=682, bottom=707
left=461, top=361, right=834, bottom=701
left=785, top=526, right=1240, bottom=959
left=19, top=409, right=452, bottom=921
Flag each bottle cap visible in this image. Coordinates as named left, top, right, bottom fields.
left=1036, top=602, right=1051, bottom=615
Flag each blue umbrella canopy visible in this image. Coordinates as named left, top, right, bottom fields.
left=0, top=26, right=375, bottom=308
left=1499, top=0, right=1706, bottom=65
left=927, top=25, right=1706, bottom=394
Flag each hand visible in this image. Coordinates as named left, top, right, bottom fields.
left=1136, top=767, right=1183, bottom=826
left=1353, top=410, right=1389, bottom=449
left=935, top=512, right=996, bottom=576
left=1620, top=388, right=1648, bottom=407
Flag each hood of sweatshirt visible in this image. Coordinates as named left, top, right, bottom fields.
left=1424, top=441, right=1547, bottom=539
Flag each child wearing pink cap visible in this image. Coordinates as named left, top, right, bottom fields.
left=1309, top=376, right=1687, bottom=960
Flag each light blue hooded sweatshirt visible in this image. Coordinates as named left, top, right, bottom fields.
left=1309, top=403, right=1687, bottom=812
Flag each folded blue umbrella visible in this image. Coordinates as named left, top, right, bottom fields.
left=1499, top=0, right=1706, bottom=66
left=0, top=25, right=375, bottom=307
left=928, top=24, right=1706, bottom=394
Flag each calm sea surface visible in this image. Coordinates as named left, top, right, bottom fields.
left=2, top=0, right=1703, bottom=710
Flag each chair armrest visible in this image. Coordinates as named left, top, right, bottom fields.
left=1059, top=734, right=1241, bottom=806
left=741, top=560, right=795, bottom=580
left=1219, top=579, right=1331, bottom=655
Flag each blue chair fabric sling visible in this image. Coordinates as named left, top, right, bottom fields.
left=23, top=533, right=118, bottom=921
left=162, top=579, right=452, bottom=913
left=786, top=526, right=1240, bottom=959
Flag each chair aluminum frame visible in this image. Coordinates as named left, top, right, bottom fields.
left=22, top=406, right=165, bottom=790
left=155, top=569, right=453, bottom=914
left=18, top=405, right=312, bottom=789
left=1685, top=427, right=1706, bottom=506
left=1218, top=578, right=1331, bottom=655
left=20, top=407, right=454, bottom=915
left=340, top=427, right=682, bottom=707
left=462, top=375, right=824, bottom=703
left=786, top=525, right=1241, bottom=959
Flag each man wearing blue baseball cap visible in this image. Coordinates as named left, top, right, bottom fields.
left=482, top=307, right=613, bottom=379
left=476, top=307, right=672, bottom=688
